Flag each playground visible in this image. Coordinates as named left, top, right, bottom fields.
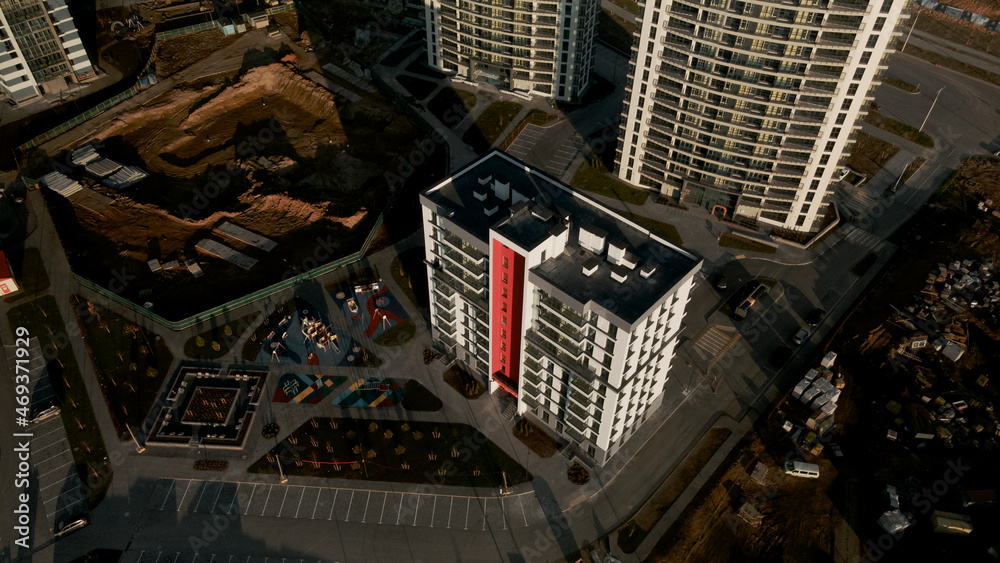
left=329, top=280, right=409, bottom=339
left=255, top=297, right=375, bottom=367
left=272, top=373, right=348, bottom=404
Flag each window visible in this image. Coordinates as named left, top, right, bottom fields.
left=866, top=35, right=879, bottom=48
left=811, top=179, right=821, bottom=189
left=831, top=127, right=841, bottom=137
left=500, top=354, right=506, bottom=364
left=873, top=17, right=886, bottom=32
left=502, top=273, right=508, bottom=283
left=880, top=0, right=893, bottom=12
left=501, top=341, right=506, bottom=351
left=502, top=288, right=508, bottom=298
left=841, top=99, right=852, bottom=110
left=15, top=63, right=23, bottom=70
left=501, top=329, right=507, bottom=339
left=820, top=155, right=830, bottom=165
left=853, top=68, right=865, bottom=80
left=501, top=301, right=507, bottom=312
left=825, top=141, right=836, bottom=151
left=859, top=51, right=872, bottom=65
left=502, top=315, right=507, bottom=326
left=835, top=113, right=847, bottom=125
left=502, top=257, right=508, bottom=268
left=847, top=83, right=860, bottom=96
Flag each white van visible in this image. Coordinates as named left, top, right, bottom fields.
left=784, top=461, right=820, bottom=479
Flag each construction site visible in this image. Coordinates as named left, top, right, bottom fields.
left=24, top=4, right=436, bottom=320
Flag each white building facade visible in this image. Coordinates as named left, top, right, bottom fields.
left=0, top=0, right=95, bottom=102
left=423, top=0, right=600, bottom=101
left=421, top=151, right=701, bottom=465
left=616, top=0, right=910, bottom=231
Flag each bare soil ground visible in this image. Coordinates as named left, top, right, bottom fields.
left=41, top=25, right=426, bottom=320
left=936, top=0, right=1000, bottom=19
left=645, top=431, right=844, bottom=562
left=157, top=29, right=243, bottom=77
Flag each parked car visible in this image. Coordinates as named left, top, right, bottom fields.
left=784, top=461, right=820, bottom=479
left=793, top=327, right=811, bottom=345
left=806, top=307, right=827, bottom=327
left=716, top=273, right=728, bottom=290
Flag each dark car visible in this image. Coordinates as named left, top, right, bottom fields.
left=806, top=308, right=826, bottom=327
left=716, top=274, right=728, bottom=290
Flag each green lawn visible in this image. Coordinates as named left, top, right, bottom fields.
left=613, top=0, right=639, bottom=14
left=390, top=248, right=429, bottom=310
left=598, top=9, right=636, bottom=54
left=718, top=232, right=777, bottom=253
left=401, top=380, right=442, bottom=411
left=571, top=163, right=650, bottom=205
left=248, top=417, right=531, bottom=487
left=883, top=76, right=919, bottom=93
left=865, top=111, right=934, bottom=148
left=427, top=88, right=478, bottom=129
left=373, top=317, right=415, bottom=346
left=74, top=296, right=173, bottom=434
left=3, top=247, right=49, bottom=302
left=184, top=312, right=259, bottom=359
left=463, top=101, right=523, bottom=154
left=8, top=296, right=112, bottom=508
left=624, top=212, right=684, bottom=246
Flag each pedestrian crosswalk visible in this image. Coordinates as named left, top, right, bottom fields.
left=692, top=325, right=741, bottom=364
left=841, top=225, right=882, bottom=250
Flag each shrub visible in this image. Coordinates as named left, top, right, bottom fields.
left=568, top=462, right=590, bottom=485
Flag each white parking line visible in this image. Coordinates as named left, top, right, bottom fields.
left=311, top=488, right=321, bottom=519
left=192, top=483, right=208, bottom=512
left=379, top=492, right=388, bottom=524
left=328, top=489, right=338, bottom=520
left=261, top=485, right=273, bottom=516
left=294, top=487, right=306, bottom=518
left=227, top=484, right=240, bottom=514
left=177, top=481, right=194, bottom=509
left=153, top=552, right=162, bottom=563
left=209, top=483, right=224, bottom=512
left=345, top=490, right=355, bottom=522
left=429, top=496, right=437, bottom=528
left=502, top=498, right=507, bottom=530
left=447, top=497, right=454, bottom=529
left=277, top=486, right=290, bottom=517
left=396, top=493, right=405, bottom=525
left=160, top=481, right=175, bottom=510
left=41, top=478, right=71, bottom=492
left=519, top=495, right=528, bottom=526
left=413, top=494, right=420, bottom=527
left=244, top=484, right=257, bottom=515
left=482, top=499, right=487, bottom=530
left=361, top=491, right=372, bottom=523
left=464, top=498, right=470, bottom=530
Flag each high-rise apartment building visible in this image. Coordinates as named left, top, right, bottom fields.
left=616, top=0, right=909, bottom=231
left=421, top=150, right=701, bottom=464
left=422, top=0, right=600, bottom=101
left=0, top=0, right=95, bottom=103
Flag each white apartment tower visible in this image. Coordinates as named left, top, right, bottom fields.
left=423, top=0, right=600, bottom=101
left=421, top=151, right=702, bottom=464
left=616, top=0, right=910, bottom=231
left=0, top=0, right=95, bottom=103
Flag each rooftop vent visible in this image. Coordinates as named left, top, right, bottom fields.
left=473, top=186, right=488, bottom=201
left=640, top=261, right=659, bottom=279
left=531, top=205, right=554, bottom=222
left=582, top=257, right=599, bottom=277
left=494, top=180, right=510, bottom=201
left=579, top=225, right=608, bottom=255
left=484, top=202, right=499, bottom=217
left=607, top=241, right=638, bottom=270
left=478, top=174, right=493, bottom=186
left=610, top=264, right=629, bottom=284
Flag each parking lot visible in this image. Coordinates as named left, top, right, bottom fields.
left=31, top=414, right=88, bottom=531
left=150, top=479, right=538, bottom=530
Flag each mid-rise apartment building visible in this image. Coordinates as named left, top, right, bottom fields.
left=0, top=0, right=95, bottom=102
left=616, top=0, right=910, bottom=231
left=422, top=0, right=600, bottom=101
left=421, top=151, right=702, bottom=464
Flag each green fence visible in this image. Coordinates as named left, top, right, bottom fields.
left=154, top=20, right=217, bottom=40
left=74, top=212, right=385, bottom=331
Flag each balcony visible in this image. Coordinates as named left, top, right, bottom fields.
left=442, top=231, right=487, bottom=262
left=433, top=271, right=487, bottom=311
left=435, top=307, right=456, bottom=325
left=443, top=246, right=487, bottom=278
left=443, top=261, right=485, bottom=292
left=492, top=370, right=519, bottom=394
left=537, top=292, right=585, bottom=326
left=526, top=330, right=595, bottom=382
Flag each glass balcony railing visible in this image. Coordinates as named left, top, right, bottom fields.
left=536, top=309, right=583, bottom=343
left=537, top=291, right=585, bottom=326
left=442, top=231, right=486, bottom=262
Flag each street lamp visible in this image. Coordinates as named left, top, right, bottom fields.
left=901, top=10, right=920, bottom=53
left=918, top=86, right=945, bottom=132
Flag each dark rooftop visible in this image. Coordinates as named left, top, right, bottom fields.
left=423, top=151, right=701, bottom=325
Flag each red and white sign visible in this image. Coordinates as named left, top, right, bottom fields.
left=0, top=252, right=18, bottom=295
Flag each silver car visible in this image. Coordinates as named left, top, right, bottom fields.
left=792, top=328, right=810, bottom=345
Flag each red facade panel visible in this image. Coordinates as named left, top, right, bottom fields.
left=490, top=239, right=525, bottom=395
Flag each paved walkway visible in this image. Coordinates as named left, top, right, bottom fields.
left=903, top=29, right=1000, bottom=77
